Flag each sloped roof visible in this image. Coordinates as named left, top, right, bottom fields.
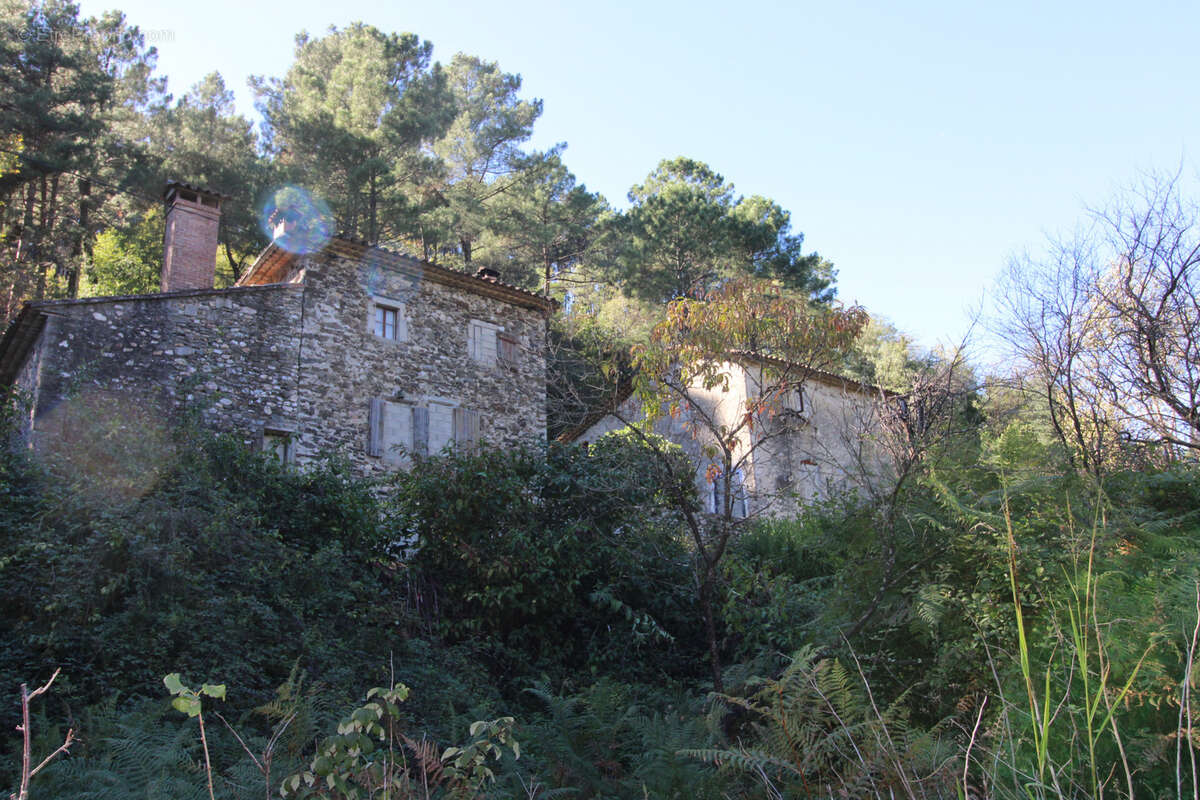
left=238, top=236, right=558, bottom=314
left=728, top=350, right=899, bottom=398
left=0, top=305, right=46, bottom=390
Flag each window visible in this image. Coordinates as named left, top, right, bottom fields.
left=261, top=428, right=295, bottom=464
left=370, top=399, right=481, bottom=460
left=374, top=305, right=398, bottom=339
left=468, top=319, right=500, bottom=365
left=498, top=333, right=519, bottom=365
left=368, top=399, right=415, bottom=464
left=367, top=296, right=407, bottom=342
left=711, top=468, right=747, bottom=518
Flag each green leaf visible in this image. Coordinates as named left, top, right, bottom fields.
left=171, top=695, right=202, bottom=717
left=200, top=683, right=226, bottom=700
left=163, top=673, right=185, bottom=695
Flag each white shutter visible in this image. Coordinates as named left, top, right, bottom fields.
left=468, top=320, right=498, bottom=365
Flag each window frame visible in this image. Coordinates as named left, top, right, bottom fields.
left=260, top=427, right=296, bottom=464
left=367, top=295, right=408, bottom=343
left=374, top=305, right=398, bottom=340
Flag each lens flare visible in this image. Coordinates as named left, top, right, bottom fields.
left=362, top=256, right=385, bottom=296
left=259, top=185, right=334, bottom=254
left=360, top=251, right=420, bottom=299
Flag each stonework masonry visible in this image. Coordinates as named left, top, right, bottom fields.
left=2, top=236, right=552, bottom=472
left=282, top=246, right=548, bottom=474
left=17, top=285, right=303, bottom=452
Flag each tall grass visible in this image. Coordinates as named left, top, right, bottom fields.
left=973, top=494, right=1186, bottom=799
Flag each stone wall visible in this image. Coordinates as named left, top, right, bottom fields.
left=20, top=285, right=304, bottom=452
left=13, top=245, right=549, bottom=474
left=573, top=363, right=887, bottom=518
left=745, top=373, right=884, bottom=517
left=289, top=249, right=548, bottom=473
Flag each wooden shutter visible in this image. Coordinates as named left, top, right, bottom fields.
left=498, top=333, right=518, bottom=364
left=468, top=323, right=482, bottom=360
left=412, top=407, right=429, bottom=456
left=453, top=408, right=481, bottom=449
left=368, top=397, right=384, bottom=457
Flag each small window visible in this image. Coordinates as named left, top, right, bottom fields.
left=498, top=333, right=519, bottom=365
left=468, top=319, right=500, bottom=365
left=368, top=297, right=407, bottom=342
left=427, top=401, right=456, bottom=452
left=369, top=398, right=421, bottom=465
left=374, top=305, right=398, bottom=339
left=262, top=429, right=295, bottom=464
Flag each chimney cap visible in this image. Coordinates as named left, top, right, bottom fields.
left=163, top=180, right=231, bottom=204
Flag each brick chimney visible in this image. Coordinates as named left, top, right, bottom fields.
left=162, top=181, right=224, bottom=292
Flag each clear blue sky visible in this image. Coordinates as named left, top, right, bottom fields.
left=76, top=0, right=1200, bottom=352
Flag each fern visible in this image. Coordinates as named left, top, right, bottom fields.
left=36, top=701, right=212, bottom=800
left=682, top=647, right=958, bottom=797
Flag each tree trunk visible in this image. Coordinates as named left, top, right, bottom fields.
left=14, top=181, right=36, bottom=264
left=34, top=175, right=49, bottom=300
left=368, top=170, right=378, bottom=245
left=69, top=178, right=90, bottom=298
left=699, top=574, right=723, bottom=693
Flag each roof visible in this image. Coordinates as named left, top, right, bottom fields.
left=2, top=235, right=555, bottom=391
left=728, top=350, right=900, bottom=398
left=0, top=284, right=300, bottom=390
left=556, top=354, right=894, bottom=444
left=0, top=305, right=46, bottom=391
left=238, top=236, right=558, bottom=314
left=555, top=378, right=635, bottom=444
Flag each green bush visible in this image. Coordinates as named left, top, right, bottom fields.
left=0, top=423, right=402, bottom=731
left=390, top=435, right=704, bottom=682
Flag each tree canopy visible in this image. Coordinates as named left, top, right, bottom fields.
left=609, top=157, right=835, bottom=303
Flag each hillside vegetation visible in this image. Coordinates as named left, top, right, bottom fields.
left=2, top=378, right=1199, bottom=798
left=3, top=2, right=1200, bottom=797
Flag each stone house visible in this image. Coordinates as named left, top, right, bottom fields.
left=561, top=356, right=890, bottom=518
left=0, top=183, right=555, bottom=471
